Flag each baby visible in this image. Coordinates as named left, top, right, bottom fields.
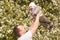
left=29, top=2, right=54, bottom=30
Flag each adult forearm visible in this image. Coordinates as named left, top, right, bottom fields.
left=29, top=16, right=40, bottom=35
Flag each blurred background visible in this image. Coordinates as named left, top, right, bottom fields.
left=0, top=0, right=60, bottom=40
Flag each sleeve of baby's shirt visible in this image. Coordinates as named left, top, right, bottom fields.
left=33, top=6, right=41, bottom=14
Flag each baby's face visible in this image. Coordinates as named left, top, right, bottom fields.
left=29, top=6, right=35, bottom=11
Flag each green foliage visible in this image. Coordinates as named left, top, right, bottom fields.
left=0, top=0, right=60, bottom=40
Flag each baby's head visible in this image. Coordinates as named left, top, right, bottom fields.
left=29, top=2, right=37, bottom=11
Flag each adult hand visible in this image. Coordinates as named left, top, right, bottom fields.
left=36, top=10, right=42, bottom=20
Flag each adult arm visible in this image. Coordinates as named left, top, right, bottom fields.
left=29, top=10, right=42, bottom=36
